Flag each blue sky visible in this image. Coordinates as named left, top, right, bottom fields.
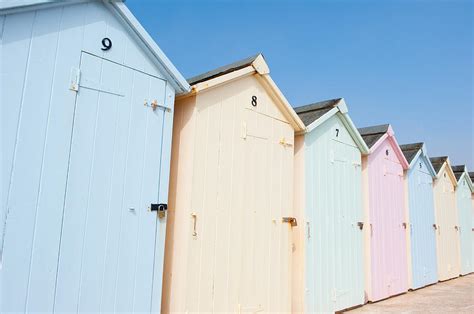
left=127, top=0, right=473, bottom=169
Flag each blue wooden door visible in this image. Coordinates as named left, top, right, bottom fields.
left=53, top=52, right=169, bottom=312
left=305, top=116, right=364, bottom=313
left=408, top=159, right=437, bottom=289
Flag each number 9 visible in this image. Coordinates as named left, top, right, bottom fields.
left=101, top=38, right=112, bottom=51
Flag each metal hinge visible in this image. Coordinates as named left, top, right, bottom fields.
left=144, top=99, right=171, bottom=112
left=69, top=67, right=81, bottom=92
left=282, top=217, right=297, bottom=227
left=279, top=138, right=293, bottom=147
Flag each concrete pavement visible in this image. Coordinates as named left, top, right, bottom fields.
left=345, top=274, right=474, bottom=313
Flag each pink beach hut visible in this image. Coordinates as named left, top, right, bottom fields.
left=358, top=124, right=410, bottom=302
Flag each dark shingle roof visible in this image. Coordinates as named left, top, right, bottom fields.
left=429, top=156, right=448, bottom=174
left=399, top=143, right=424, bottom=164
left=294, top=98, right=342, bottom=126
left=452, top=165, right=466, bottom=181
left=187, top=54, right=261, bottom=85
left=357, top=124, right=390, bottom=148
left=469, top=172, right=474, bottom=182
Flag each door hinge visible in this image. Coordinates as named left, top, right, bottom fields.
left=69, top=67, right=81, bottom=92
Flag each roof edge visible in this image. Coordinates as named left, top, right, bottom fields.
left=0, top=0, right=191, bottom=94
left=183, top=56, right=305, bottom=132
left=108, top=2, right=190, bottom=94
left=435, top=158, right=458, bottom=187
left=404, top=143, right=437, bottom=177
left=302, top=99, right=369, bottom=154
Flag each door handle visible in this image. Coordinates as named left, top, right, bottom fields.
left=357, top=222, right=364, bottom=230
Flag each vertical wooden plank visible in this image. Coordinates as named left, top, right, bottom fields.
left=53, top=53, right=103, bottom=313
left=76, top=59, right=122, bottom=312
left=196, top=95, right=220, bottom=312
left=0, top=10, right=35, bottom=274
left=151, top=82, right=175, bottom=313
left=184, top=96, right=206, bottom=312
left=132, top=76, right=165, bottom=313
left=210, top=93, right=236, bottom=312
left=161, top=96, right=196, bottom=314
left=291, top=134, right=305, bottom=314
left=99, top=66, right=135, bottom=312
left=225, top=102, right=245, bottom=312
left=113, top=70, right=149, bottom=313
left=2, top=7, right=63, bottom=312
left=25, top=4, right=87, bottom=312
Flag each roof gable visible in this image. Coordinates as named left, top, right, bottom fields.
left=400, top=142, right=437, bottom=177
left=430, top=156, right=448, bottom=174
left=183, top=53, right=305, bottom=132
left=294, top=98, right=342, bottom=126
left=400, top=143, right=423, bottom=164
left=294, top=98, right=369, bottom=154
left=359, top=124, right=409, bottom=169
left=452, top=165, right=474, bottom=192
left=358, top=124, right=390, bottom=149
left=187, top=54, right=261, bottom=85
left=430, top=156, right=458, bottom=186
left=0, top=0, right=190, bottom=94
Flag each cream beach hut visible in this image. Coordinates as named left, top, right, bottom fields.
left=429, top=157, right=461, bottom=281
left=162, top=54, right=305, bottom=313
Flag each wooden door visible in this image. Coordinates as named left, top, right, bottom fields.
left=408, top=162, right=438, bottom=288
left=54, top=52, right=169, bottom=312
left=435, top=172, right=460, bottom=280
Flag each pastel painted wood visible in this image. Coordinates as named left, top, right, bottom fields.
left=359, top=124, right=410, bottom=302
left=162, top=54, right=305, bottom=313
left=0, top=1, right=188, bottom=312
left=400, top=143, right=438, bottom=290
left=292, top=99, right=369, bottom=313
left=452, top=166, right=474, bottom=275
left=429, top=157, right=461, bottom=281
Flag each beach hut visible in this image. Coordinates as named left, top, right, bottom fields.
left=452, top=165, right=474, bottom=274
left=429, top=157, right=461, bottom=281
left=470, top=172, right=474, bottom=272
left=399, top=143, right=438, bottom=289
left=0, top=1, right=189, bottom=312
left=292, top=98, right=369, bottom=313
left=358, top=124, right=410, bottom=302
left=162, top=54, right=305, bottom=313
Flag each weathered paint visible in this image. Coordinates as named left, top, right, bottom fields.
left=162, top=55, right=304, bottom=313
left=292, top=99, right=368, bottom=313
left=360, top=125, right=409, bottom=302
left=431, top=159, right=461, bottom=281
left=0, top=1, right=186, bottom=312
left=453, top=168, right=474, bottom=275
left=401, top=144, right=438, bottom=289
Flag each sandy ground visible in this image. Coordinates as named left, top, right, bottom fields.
left=345, top=274, right=474, bottom=313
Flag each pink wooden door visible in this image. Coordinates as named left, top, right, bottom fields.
left=370, top=149, right=407, bottom=301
